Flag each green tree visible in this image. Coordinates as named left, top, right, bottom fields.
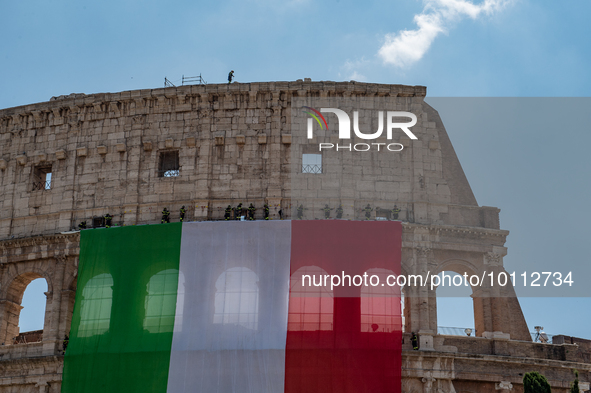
left=523, top=371, right=552, bottom=393
left=571, top=370, right=580, bottom=393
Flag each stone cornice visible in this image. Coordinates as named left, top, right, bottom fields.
left=0, top=81, right=426, bottom=120
left=402, top=222, right=509, bottom=238
left=0, top=232, right=79, bottom=249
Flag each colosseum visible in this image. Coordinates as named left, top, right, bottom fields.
left=0, top=80, right=589, bottom=392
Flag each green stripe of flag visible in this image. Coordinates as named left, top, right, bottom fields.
left=62, top=223, right=182, bottom=393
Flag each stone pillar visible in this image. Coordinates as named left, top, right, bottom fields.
left=42, top=290, right=56, bottom=356
left=0, top=300, right=23, bottom=344
left=47, top=257, right=66, bottom=341
left=482, top=251, right=512, bottom=339
left=415, top=246, right=434, bottom=350
left=58, top=289, right=76, bottom=339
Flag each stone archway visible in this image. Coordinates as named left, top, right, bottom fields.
left=0, top=271, right=51, bottom=345
left=435, top=259, right=480, bottom=337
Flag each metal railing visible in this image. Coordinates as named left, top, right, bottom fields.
left=164, top=77, right=176, bottom=88
left=182, top=74, right=206, bottom=85
left=437, top=326, right=476, bottom=336
left=32, top=180, right=52, bottom=191
left=161, top=169, right=180, bottom=177
left=302, top=164, right=322, bottom=174
left=438, top=326, right=554, bottom=342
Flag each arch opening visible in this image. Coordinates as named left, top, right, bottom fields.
left=436, top=270, right=476, bottom=336
left=361, top=268, right=401, bottom=333
left=78, top=273, right=113, bottom=337
left=1, top=273, right=49, bottom=345
left=214, top=267, right=259, bottom=330
left=288, top=266, right=334, bottom=331
left=144, top=269, right=180, bottom=334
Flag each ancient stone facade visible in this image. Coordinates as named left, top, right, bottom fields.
left=0, top=81, right=589, bottom=392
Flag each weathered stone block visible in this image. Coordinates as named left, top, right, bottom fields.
left=215, top=136, right=225, bottom=146
left=186, top=137, right=196, bottom=147
left=258, top=134, right=267, bottom=144
left=16, top=155, right=27, bottom=165
left=55, top=150, right=67, bottom=160
left=165, top=138, right=174, bottom=148
left=97, top=145, right=108, bottom=155
left=116, top=143, right=126, bottom=152
left=76, top=147, right=87, bottom=157
left=236, top=135, right=245, bottom=145
left=143, top=141, right=153, bottom=151
left=400, top=136, right=411, bottom=147
left=0, top=159, right=6, bottom=170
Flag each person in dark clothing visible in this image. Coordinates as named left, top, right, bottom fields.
left=104, top=213, right=112, bottom=228
left=335, top=205, right=343, bottom=219
left=247, top=203, right=256, bottom=220
left=78, top=221, right=87, bottom=230
left=228, top=70, right=235, bottom=83
left=391, top=205, right=401, bottom=220
left=180, top=206, right=186, bottom=222
left=235, top=203, right=243, bottom=220
left=322, top=204, right=332, bottom=219
left=224, top=205, right=232, bottom=221
left=363, top=204, right=373, bottom=220
left=263, top=204, right=270, bottom=220
left=411, top=332, right=419, bottom=350
left=297, top=204, right=304, bottom=220
left=278, top=208, right=283, bottom=220
left=63, top=335, right=69, bottom=353
left=161, top=208, right=170, bottom=224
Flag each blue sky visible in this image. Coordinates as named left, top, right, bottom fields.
left=2, top=0, right=590, bottom=109
left=5, top=0, right=591, bottom=338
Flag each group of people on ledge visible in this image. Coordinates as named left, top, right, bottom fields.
left=224, top=203, right=274, bottom=221
left=76, top=203, right=403, bottom=230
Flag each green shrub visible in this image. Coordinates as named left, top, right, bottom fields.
left=523, top=371, right=551, bottom=393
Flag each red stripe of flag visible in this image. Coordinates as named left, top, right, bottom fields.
left=286, top=220, right=402, bottom=393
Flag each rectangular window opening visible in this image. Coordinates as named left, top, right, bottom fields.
left=302, top=153, right=322, bottom=174
left=158, top=151, right=180, bottom=177
left=32, top=165, right=52, bottom=191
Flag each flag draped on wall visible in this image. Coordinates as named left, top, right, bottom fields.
left=62, top=220, right=402, bottom=393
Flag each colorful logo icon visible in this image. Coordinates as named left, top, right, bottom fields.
left=302, top=106, right=328, bottom=131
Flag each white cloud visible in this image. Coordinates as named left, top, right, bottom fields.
left=341, top=58, right=370, bottom=82
left=378, top=0, right=512, bottom=68
left=348, top=71, right=367, bottom=82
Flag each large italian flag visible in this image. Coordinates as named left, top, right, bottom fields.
left=62, top=220, right=402, bottom=393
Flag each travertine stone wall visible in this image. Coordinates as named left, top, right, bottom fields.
left=0, top=81, right=492, bottom=239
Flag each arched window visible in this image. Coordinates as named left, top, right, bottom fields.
left=361, top=268, right=401, bottom=333
left=12, top=278, right=48, bottom=344
left=1, top=273, right=49, bottom=345
left=79, top=273, right=113, bottom=337
left=288, top=266, right=334, bottom=331
left=214, top=267, right=259, bottom=330
left=436, top=270, right=475, bottom=336
left=144, top=269, right=180, bottom=333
